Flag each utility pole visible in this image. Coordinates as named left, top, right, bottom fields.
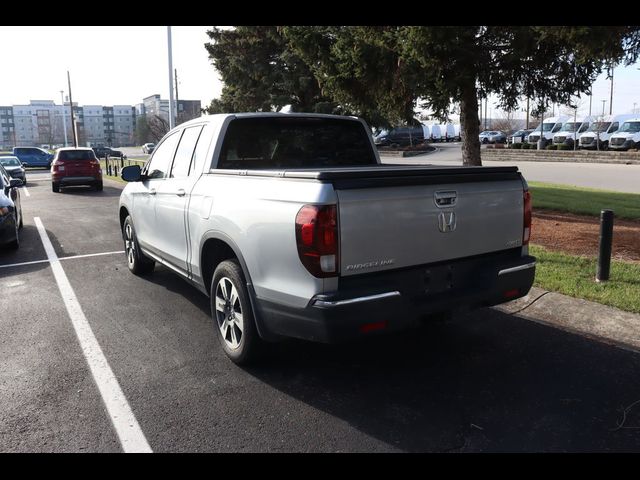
left=601, top=99, right=607, bottom=116
left=526, top=96, right=530, bottom=129
left=589, top=87, right=592, bottom=116
left=60, top=90, right=68, bottom=147
left=67, top=71, right=78, bottom=147
left=167, top=26, right=176, bottom=130
left=174, top=68, right=179, bottom=125
left=609, top=62, right=614, bottom=115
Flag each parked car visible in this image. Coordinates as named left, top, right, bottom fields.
left=509, top=129, right=534, bottom=144
left=119, top=112, right=535, bottom=364
left=0, top=156, right=27, bottom=185
left=51, top=147, right=103, bottom=193
left=142, top=143, right=155, bottom=154
left=12, top=146, right=54, bottom=168
left=0, top=163, right=23, bottom=249
left=479, top=130, right=507, bottom=144
left=373, top=126, right=425, bottom=147
left=93, top=146, right=125, bottom=159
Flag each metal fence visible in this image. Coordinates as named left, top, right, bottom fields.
left=102, top=155, right=146, bottom=177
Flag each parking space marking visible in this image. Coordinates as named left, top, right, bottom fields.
left=22, top=186, right=30, bottom=197
left=0, top=250, right=124, bottom=270
left=34, top=217, right=152, bottom=453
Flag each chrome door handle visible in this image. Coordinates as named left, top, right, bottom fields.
left=176, top=189, right=186, bottom=197
left=149, top=188, right=157, bottom=195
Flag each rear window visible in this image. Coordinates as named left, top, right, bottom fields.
left=218, top=117, right=377, bottom=169
left=58, top=150, right=96, bottom=161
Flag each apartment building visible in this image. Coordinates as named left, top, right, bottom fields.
left=2, top=94, right=199, bottom=148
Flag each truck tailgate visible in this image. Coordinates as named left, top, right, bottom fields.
left=333, top=168, right=525, bottom=276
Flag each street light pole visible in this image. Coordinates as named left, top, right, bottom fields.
left=67, top=71, right=78, bottom=148
left=167, top=26, right=176, bottom=130
left=60, top=90, right=68, bottom=147
left=601, top=99, right=607, bottom=116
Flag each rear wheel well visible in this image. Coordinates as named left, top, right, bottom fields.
left=201, top=239, right=237, bottom=294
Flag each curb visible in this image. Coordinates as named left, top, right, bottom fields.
left=494, top=287, right=640, bottom=354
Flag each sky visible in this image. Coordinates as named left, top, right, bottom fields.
left=0, top=26, right=222, bottom=108
left=0, top=26, right=638, bottom=118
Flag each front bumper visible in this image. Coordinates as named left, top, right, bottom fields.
left=255, top=249, right=536, bottom=343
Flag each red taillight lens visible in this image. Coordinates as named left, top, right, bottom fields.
left=523, top=190, right=532, bottom=245
left=295, top=204, right=339, bottom=278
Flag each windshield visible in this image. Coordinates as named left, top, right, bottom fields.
left=560, top=122, right=580, bottom=132
left=219, top=117, right=377, bottom=169
left=542, top=123, right=555, bottom=132
left=588, top=122, right=611, bottom=132
left=620, top=121, right=640, bottom=133
left=0, top=157, right=21, bottom=167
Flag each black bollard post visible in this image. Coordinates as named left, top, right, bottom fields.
left=596, top=209, right=614, bottom=282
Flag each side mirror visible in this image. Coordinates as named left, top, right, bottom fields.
left=121, top=165, right=142, bottom=182
left=9, top=178, right=22, bottom=188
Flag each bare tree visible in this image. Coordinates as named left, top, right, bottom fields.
left=491, top=110, right=520, bottom=134
left=147, top=115, right=170, bottom=143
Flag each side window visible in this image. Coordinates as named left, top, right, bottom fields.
left=552, top=124, right=562, bottom=133
left=609, top=122, right=619, bottom=133
left=579, top=124, right=588, bottom=133
left=170, top=126, right=203, bottom=178
left=191, top=124, right=214, bottom=174
left=146, top=132, right=180, bottom=179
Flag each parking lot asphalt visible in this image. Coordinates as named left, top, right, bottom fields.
left=2, top=169, right=640, bottom=452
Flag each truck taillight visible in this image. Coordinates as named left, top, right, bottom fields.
left=295, top=204, right=339, bottom=278
left=523, top=189, right=532, bottom=245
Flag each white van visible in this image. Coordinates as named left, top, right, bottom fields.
left=440, top=123, right=456, bottom=142
left=429, top=124, right=442, bottom=142
left=453, top=124, right=461, bottom=141
left=608, top=117, right=640, bottom=151
left=421, top=124, right=431, bottom=141
left=579, top=114, right=636, bottom=150
left=552, top=116, right=593, bottom=148
left=527, top=115, right=569, bottom=147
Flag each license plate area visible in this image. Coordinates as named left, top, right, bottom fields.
left=423, top=264, right=454, bottom=294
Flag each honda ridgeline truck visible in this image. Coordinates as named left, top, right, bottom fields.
left=118, top=113, right=536, bottom=364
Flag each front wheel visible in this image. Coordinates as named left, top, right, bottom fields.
left=211, top=259, right=262, bottom=365
left=122, top=216, right=154, bottom=275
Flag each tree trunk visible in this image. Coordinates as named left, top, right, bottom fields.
left=460, top=81, right=482, bottom=166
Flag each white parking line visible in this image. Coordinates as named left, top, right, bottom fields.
left=22, top=186, right=30, bottom=197
left=34, top=217, right=151, bottom=453
left=0, top=250, right=124, bottom=269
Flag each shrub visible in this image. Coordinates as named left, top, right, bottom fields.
left=557, top=144, right=571, bottom=150
left=546, top=144, right=557, bottom=150
left=511, top=143, right=523, bottom=149
left=521, top=143, right=531, bottom=150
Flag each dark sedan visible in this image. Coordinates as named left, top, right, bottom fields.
left=0, top=156, right=27, bottom=185
left=92, top=146, right=125, bottom=159
left=0, top=164, right=23, bottom=249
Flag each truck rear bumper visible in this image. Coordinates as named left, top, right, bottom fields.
left=254, top=250, right=536, bottom=343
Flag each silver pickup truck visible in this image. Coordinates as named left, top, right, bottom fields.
left=119, top=113, right=535, bottom=364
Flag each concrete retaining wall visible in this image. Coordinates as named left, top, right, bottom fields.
left=481, top=148, right=640, bottom=165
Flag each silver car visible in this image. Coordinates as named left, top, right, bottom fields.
left=479, top=130, right=507, bottom=144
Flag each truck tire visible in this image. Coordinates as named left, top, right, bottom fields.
left=211, top=259, right=262, bottom=365
left=122, top=216, right=154, bottom=275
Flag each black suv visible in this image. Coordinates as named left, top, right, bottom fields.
left=92, top=146, right=125, bottom=159
left=374, top=126, right=425, bottom=147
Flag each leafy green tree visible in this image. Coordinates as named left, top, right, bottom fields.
left=204, top=26, right=340, bottom=114
left=283, top=26, right=640, bottom=165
